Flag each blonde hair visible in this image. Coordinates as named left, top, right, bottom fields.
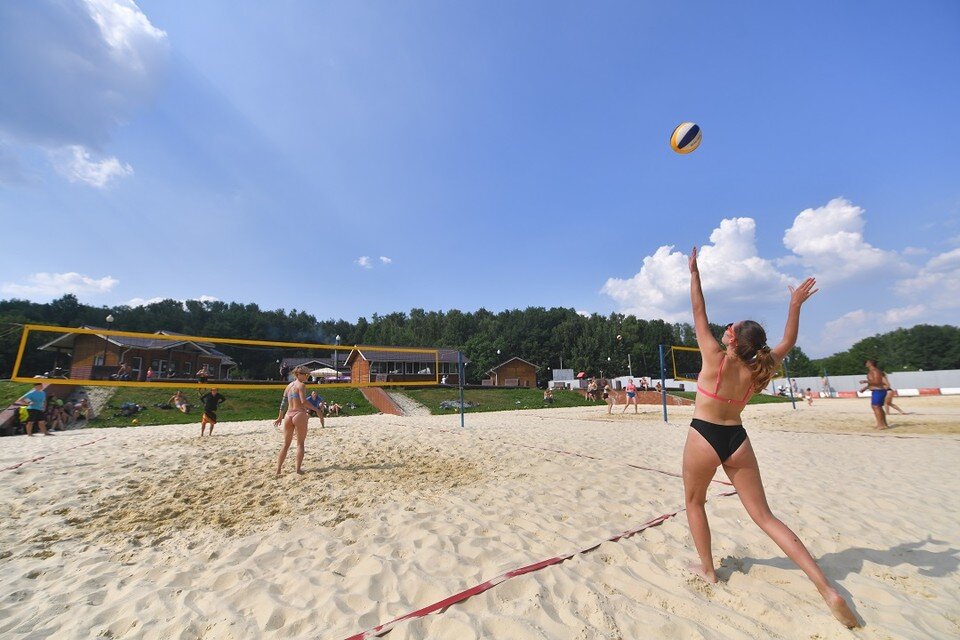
left=292, top=365, right=311, bottom=376
left=733, top=320, right=778, bottom=391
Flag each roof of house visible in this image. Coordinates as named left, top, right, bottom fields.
left=486, top=357, right=540, bottom=374
left=345, top=347, right=467, bottom=366
left=280, top=356, right=344, bottom=369
left=37, top=326, right=236, bottom=364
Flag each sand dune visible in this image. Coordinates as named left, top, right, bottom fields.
left=1, top=397, right=958, bottom=639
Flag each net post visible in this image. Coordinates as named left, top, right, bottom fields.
left=659, top=344, right=668, bottom=423
left=783, top=357, right=797, bottom=410
left=11, top=324, right=31, bottom=381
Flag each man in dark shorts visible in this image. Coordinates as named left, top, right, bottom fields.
left=859, top=360, right=888, bottom=430
left=305, top=390, right=325, bottom=428
left=198, top=388, right=226, bottom=436
left=16, top=382, right=52, bottom=436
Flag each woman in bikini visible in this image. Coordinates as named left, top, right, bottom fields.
left=274, top=365, right=316, bottom=476
left=684, top=247, right=858, bottom=628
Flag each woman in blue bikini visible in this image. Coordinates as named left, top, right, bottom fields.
left=684, top=247, right=858, bottom=628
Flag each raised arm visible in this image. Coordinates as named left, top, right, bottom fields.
left=770, top=277, right=818, bottom=363
left=689, top=247, right=722, bottom=357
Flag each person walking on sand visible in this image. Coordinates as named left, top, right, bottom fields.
left=859, top=360, right=889, bottom=430
left=683, top=246, right=858, bottom=628
left=881, top=371, right=906, bottom=415
left=621, top=378, right=639, bottom=414
left=274, top=365, right=317, bottom=476
left=198, top=388, right=226, bottom=436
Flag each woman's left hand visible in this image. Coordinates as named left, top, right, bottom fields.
left=688, top=246, right=699, bottom=274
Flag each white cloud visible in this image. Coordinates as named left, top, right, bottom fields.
left=782, top=197, right=902, bottom=281
left=601, top=217, right=792, bottom=322
left=0, top=0, right=167, bottom=185
left=356, top=256, right=373, bottom=269
left=53, top=145, right=133, bottom=187
left=1, top=272, right=118, bottom=298
left=126, top=295, right=220, bottom=308
left=379, top=256, right=392, bottom=264
left=893, top=247, right=960, bottom=312
left=819, top=305, right=928, bottom=355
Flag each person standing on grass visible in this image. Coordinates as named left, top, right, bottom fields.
left=683, top=246, right=858, bottom=628
left=305, top=390, right=326, bottom=428
left=198, top=388, right=226, bottom=436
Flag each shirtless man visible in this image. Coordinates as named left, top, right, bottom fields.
left=859, top=360, right=888, bottom=430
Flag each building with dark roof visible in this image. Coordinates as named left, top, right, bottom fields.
left=38, top=327, right=236, bottom=381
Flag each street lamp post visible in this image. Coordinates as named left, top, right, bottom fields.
left=334, top=335, right=341, bottom=382
left=101, top=314, right=114, bottom=378
left=495, top=349, right=501, bottom=386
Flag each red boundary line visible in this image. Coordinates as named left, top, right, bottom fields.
left=0, top=436, right=108, bottom=472
left=342, top=489, right=738, bottom=640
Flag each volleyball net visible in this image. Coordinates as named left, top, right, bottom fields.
left=10, top=324, right=444, bottom=390
left=668, top=344, right=787, bottom=385
left=668, top=346, right=702, bottom=382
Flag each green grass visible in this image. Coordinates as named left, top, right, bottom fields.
left=671, top=391, right=795, bottom=405
left=88, top=386, right=377, bottom=428
left=401, top=387, right=596, bottom=414
left=0, top=380, right=33, bottom=408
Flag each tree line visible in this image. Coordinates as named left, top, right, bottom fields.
left=1, top=295, right=957, bottom=384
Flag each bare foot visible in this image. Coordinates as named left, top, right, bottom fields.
left=823, top=589, right=859, bottom=628
left=296, top=469, right=305, bottom=475
left=687, top=563, right=717, bottom=584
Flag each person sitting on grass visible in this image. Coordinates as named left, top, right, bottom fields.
left=305, top=390, right=326, bottom=428
left=327, top=402, right=342, bottom=417
left=169, top=390, right=190, bottom=414
left=543, top=388, right=554, bottom=404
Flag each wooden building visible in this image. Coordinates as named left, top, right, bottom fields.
left=345, top=348, right=466, bottom=385
left=38, top=327, right=236, bottom=381
left=486, top=357, right=538, bottom=388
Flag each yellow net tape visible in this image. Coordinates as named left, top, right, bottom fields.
left=12, top=324, right=443, bottom=390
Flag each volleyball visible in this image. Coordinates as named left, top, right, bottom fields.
left=670, top=122, right=702, bottom=154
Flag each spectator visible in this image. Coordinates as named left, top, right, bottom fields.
left=146, top=367, right=155, bottom=382
left=543, top=388, right=554, bottom=404
left=279, top=362, right=291, bottom=381
left=115, top=363, right=131, bottom=381
left=327, top=402, right=342, bottom=417
left=76, top=397, right=92, bottom=420
left=587, top=379, right=598, bottom=401
left=169, top=390, right=190, bottom=414
left=805, top=387, right=815, bottom=406
left=15, top=382, right=52, bottom=436
left=305, top=390, right=326, bottom=428
left=196, top=365, right=210, bottom=384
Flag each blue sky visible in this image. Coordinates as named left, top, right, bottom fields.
left=1, top=0, right=958, bottom=357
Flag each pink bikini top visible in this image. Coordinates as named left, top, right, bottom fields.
left=697, top=356, right=753, bottom=406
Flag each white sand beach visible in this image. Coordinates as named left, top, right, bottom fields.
left=1, top=396, right=958, bottom=639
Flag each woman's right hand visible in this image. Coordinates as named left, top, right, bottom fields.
left=788, top=277, right=819, bottom=306
left=689, top=246, right=699, bottom=274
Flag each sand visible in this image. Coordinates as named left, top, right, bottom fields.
left=1, top=396, right=958, bottom=639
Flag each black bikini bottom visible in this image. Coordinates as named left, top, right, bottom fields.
left=690, top=418, right=748, bottom=463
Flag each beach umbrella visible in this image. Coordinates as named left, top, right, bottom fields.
left=310, top=367, right=338, bottom=377
left=576, top=371, right=586, bottom=379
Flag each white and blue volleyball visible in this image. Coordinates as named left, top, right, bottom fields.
left=670, top=122, right=702, bottom=154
